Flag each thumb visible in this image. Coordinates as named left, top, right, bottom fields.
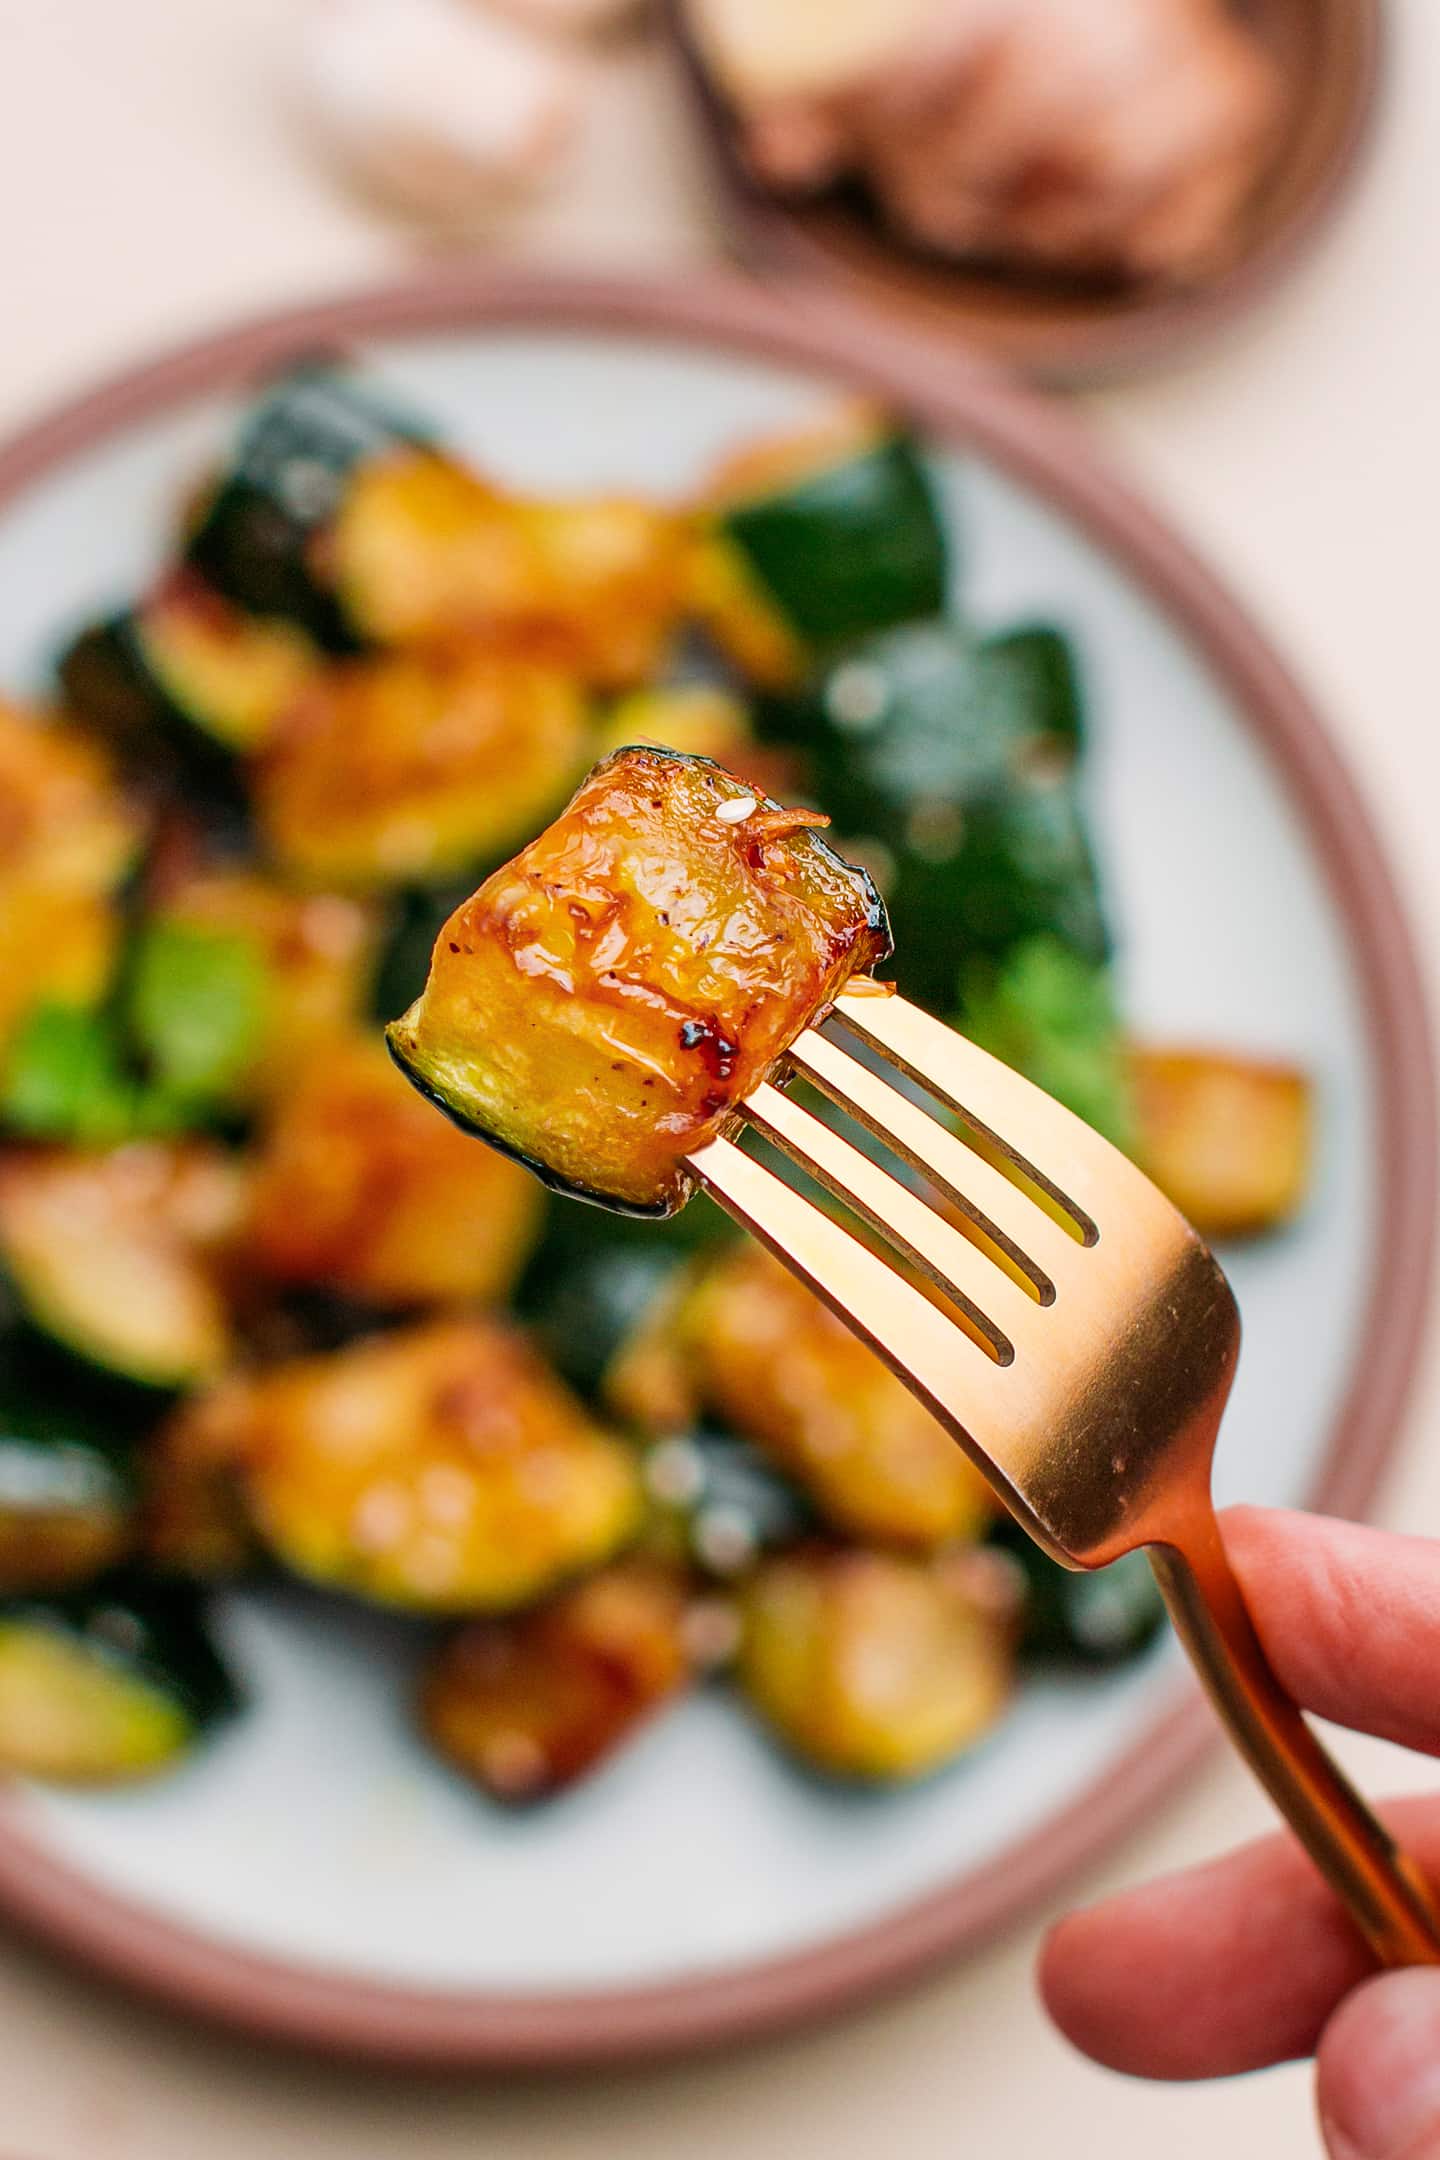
left=1318, top=1970, right=1440, bottom=2158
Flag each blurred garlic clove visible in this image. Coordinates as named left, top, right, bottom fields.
left=296, top=0, right=587, bottom=229
left=482, top=0, right=651, bottom=39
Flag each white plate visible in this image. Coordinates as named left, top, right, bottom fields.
left=0, top=276, right=1428, bottom=2064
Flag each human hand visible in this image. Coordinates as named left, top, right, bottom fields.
left=1041, top=1507, right=1440, bottom=2159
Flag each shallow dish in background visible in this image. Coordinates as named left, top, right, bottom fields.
left=667, top=0, right=1383, bottom=386
left=0, top=271, right=1428, bottom=2066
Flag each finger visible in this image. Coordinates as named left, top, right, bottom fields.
left=1223, top=1507, right=1440, bottom=1755
left=1039, top=1794, right=1440, bottom=2080
left=1318, top=1970, right=1440, bottom=2158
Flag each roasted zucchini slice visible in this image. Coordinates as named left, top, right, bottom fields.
left=330, top=453, right=692, bottom=688
left=0, top=887, right=119, bottom=1069
left=737, top=1548, right=1012, bottom=1782
left=990, top=1521, right=1167, bottom=1668
left=1131, top=1046, right=1313, bottom=1239
left=253, top=648, right=589, bottom=891
left=0, top=1574, right=240, bottom=1783
left=387, top=746, right=891, bottom=1215
left=422, top=1559, right=692, bottom=1801
left=244, top=1032, right=542, bottom=1308
left=701, top=403, right=948, bottom=653
left=0, top=696, right=140, bottom=900
left=0, top=1384, right=135, bottom=1593
left=640, top=1429, right=814, bottom=1579
left=153, top=868, right=379, bottom=1103
left=614, top=1242, right=992, bottom=1549
left=226, top=1317, right=642, bottom=1612
left=0, top=1144, right=241, bottom=1391
left=183, top=368, right=430, bottom=648
left=58, top=576, right=319, bottom=794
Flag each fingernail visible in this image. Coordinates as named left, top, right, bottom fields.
left=1319, top=1971, right=1440, bottom=2158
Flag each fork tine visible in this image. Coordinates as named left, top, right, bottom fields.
left=743, top=1079, right=1044, bottom=1342
left=788, top=1024, right=1082, bottom=1288
left=686, top=1130, right=1042, bottom=1510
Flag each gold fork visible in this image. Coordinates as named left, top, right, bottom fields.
left=686, top=983, right=1440, bottom=1965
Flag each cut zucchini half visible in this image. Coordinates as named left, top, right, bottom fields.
left=0, top=1385, right=136, bottom=1593
left=183, top=368, right=430, bottom=649
left=254, top=648, right=590, bottom=892
left=0, top=1574, right=240, bottom=1783
left=706, top=404, right=948, bottom=649
left=737, top=1547, right=1013, bottom=1783
left=0, top=1145, right=239, bottom=1391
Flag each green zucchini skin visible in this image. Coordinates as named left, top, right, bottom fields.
left=0, top=1571, right=242, bottom=1740
left=642, top=1429, right=815, bottom=1580
left=759, top=618, right=1108, bottom=1014
left=721, top=432, right=948, bottom=648
left=183, top=369, right=429, bottom=650
left=992, top=1520, right=1167, bottom=1668
left=57, top=614, right=249, bottom=821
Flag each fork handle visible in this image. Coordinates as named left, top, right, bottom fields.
left=1148, top=1511, right=1440, bottom=1966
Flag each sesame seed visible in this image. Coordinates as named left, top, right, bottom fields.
left=715, top=795, right=757, bottom=825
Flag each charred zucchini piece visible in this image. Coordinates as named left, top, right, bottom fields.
left=183, top=369, right=429, bottom=649
left=616, top=1242, right=991, bottom=1549
left=0, top=889, right=118, bottom=1073
left=0, top=1574, right=240, bottom=1783
left=225, top=1317, right=642, bottom=1612
left=254, top=648, right=589, bottom=891
left=641, top=1429, right=814, bottom=1579
left=244, top=1033, right=542, bottom=1309
left=0, top=1144, right=241, bottom=1391
left=330, top=455, right=691, bottom=688
left=153, top=869, right=379, bottom=1103
left=991, top=1521, right=1167, bottom=1667
left=976, top=623, right=1085, bottom=753
left=387, top=747, right=891, bottom=1216
left=760, top=619, right=1107, bottom=1013
left=704, top=405, right=948, bottom=651
left=737, top=1548, right=1012, bottom=1782
left=961, top=937, right=1134, bottom=1150
left=1130, top=1047, right=1313, bottom=1239
left=594, top=685, right=803, bottom=805
left=58, top=577, right=318, bottom=792
left=422, top=1560, right=692, bottom=1801
left=0, top=1385, right=135, bottom=1593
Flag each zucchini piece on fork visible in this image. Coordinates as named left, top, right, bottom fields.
left=386, top=746, right=891, bottom=1216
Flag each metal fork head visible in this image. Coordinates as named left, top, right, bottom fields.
left=685, top=985, right=1240, bottom=1572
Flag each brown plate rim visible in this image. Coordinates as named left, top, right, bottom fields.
left=0, top=269, right=1429, bottom=2069
left=664, top=0, right=1385, bottom=387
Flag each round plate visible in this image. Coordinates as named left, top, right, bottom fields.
left=0, top=273, right=1429, bottom=2067
left=667, top=0, right=1383, bottom=386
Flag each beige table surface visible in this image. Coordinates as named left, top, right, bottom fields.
left=1, top=2, right=1438, bottom=2152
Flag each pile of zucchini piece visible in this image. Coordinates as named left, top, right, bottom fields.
left=0, top=370, right=1309, bottom=1798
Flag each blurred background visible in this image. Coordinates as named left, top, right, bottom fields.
left=0, top=1, right=1438, bottom=2153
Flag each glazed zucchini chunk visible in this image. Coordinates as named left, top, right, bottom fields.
left=0, top=696, right=140, bottom=900
left=387, top=746, right=891, bottom=1215
left=226, top=1317, right=642, bottom=1612
left=1131, top=1046, right=1313, bottom=1239
left=59, top=574, right=320, bottom=780
left=329, top=453, right=692, bottom=688
left=0, top=1143, right=242, bottom=1391
left=0, top=1386, right=135, bottom=1593
left=183, top=368, right=430, bottom=649
left=0, top=1574, right=240, bottom=1783
left=698, top=402, right=948, bottom=660
left=152, top=868, right=380, bottom=1102
left=612, top=1242, right=992, bottom=1549
left=244, top=1033, right=542, bottom=1309
left=253, top=647, right=588, bottom=890
left=737, top=1548, right=1012, bottom=1782
left=422, top=1560, right=692, bottom=1801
